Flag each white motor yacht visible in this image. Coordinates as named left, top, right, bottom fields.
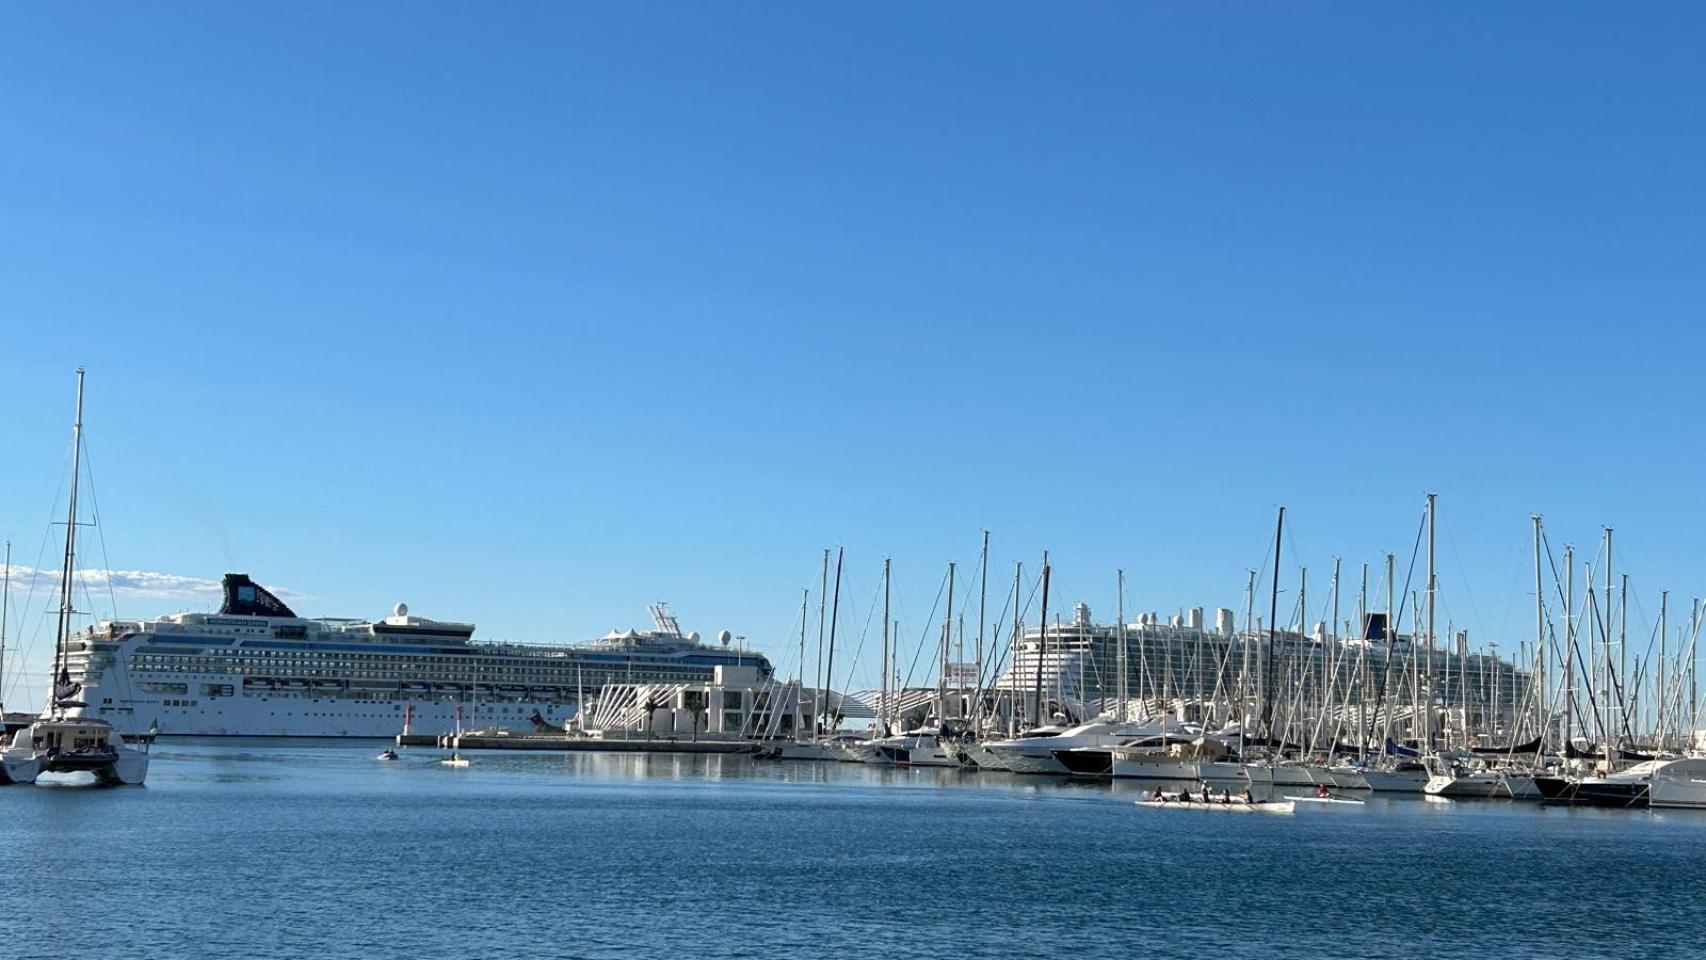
left=1423, top=756, right=1504, bottom=798
left=860, top=727, right=960, bottom=767
left=1111, top=736, right=1249, bottom=789
left=1647, top=757, right=1706, bottom=809
left=993, top=719, right=1171, bottom=776
left=981, top=723, right=1076, bottom=774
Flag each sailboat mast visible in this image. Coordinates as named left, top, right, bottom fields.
left=1604, top=527, right=1614, bottom=764
left=0, top=541, right=9, bottom=714
left=1329, top=556, right=1340, bottom=753
left=814, top=549, right=828, bottom=736
left=822, top=547, right=843, bottom=733
left=1289, top=566, right=1303, bottom=746
left=1009, top=561, right=1021, bottom=736
left=1531, top=516, right=1545, bottom=746
left=1262, top=507, right=1283, bottom=739
left=1619, top=572, right=1629, bottom=745
left=939, top=561, right=955, bottom=720
left=1383, top=552, right=1397, bottom=754
left=1355, top=561, right=1369, bottom=762
left=1659, top=590, right=1668, bottom=742
left=796, top=588, right=808, bottom=741
left=1116, top=569, right=1127, bottom=722
left=1425, top=492, right=1436, bottom=753
left=1032, top=552, right=1050, bottom=728
left=881, top=559, right=891, bottom=736
left=976, top=532, right=988, bottom=721
left=52, top=368, right=87, bottom=715
left=1564, top=545, right=1575, bottom=751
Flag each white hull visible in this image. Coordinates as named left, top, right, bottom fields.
left=1136, top=798, right=1294, bottom=814
left=843, top=742, right=888, bottom=764
left=1113, top=754, right=1248, bottom=788
left=8, top=720, right=150, bottom=786
left=1292, top=795, right=1366, bottom=806
left=957, top=742, right=1011, bottom=771
left=77, top=672, right=572, bottom=739
left=851, top=732, right=959, bottom=767
left=1424, top=772, right=1503, bottom=798
left=0, top=752, right=41, bottom=785
left=1498, top=772, right=1543, bottom=800
left=95, top=749, right=150, bottom=786
left=1360, top=767, right=1430, bottom=793
left=765, top=740, right=855, bottom=762
left=995, top=748, right=1069, bottom=775
left=987, top=722, right=1162, bottom=776
left=1248, top=763, right=1368, bottom=789
left=1325, top=765, right=1371, bottom=790
left=1649, top=758, right=1706, bottom=809
left=63, top=588, right=765, bottom=740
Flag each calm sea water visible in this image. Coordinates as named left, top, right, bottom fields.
left=3, top=741, right=1703, bottom=959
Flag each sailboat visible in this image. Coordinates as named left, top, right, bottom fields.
left=4, top=369, right=149, bottom=786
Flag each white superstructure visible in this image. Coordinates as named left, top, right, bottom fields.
left=60, top=575, right=772, bottom=738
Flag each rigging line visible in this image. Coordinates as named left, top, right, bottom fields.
left=896, top=568, right=948, bottom=698
left=970, top=568, right=1019, bottom=699
left=1439, top=511, right=1489, bottom=645
left=5, top=459, right=72, bottom=710
left=983, top=566, right=1041, bottom=698
left=835, top=567, right=884, bottom=696
left=1394, top=505, right=1427, bottom=636
left=1282, top=521, right=1306, bottom=580
left=79, top=438, right=122, bottom=623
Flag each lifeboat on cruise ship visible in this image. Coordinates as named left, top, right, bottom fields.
left=529, top=686, right=561, bottom=698
left=280, top=678, right=312, bottom=689
left=242, top=676, right=277, bottom=688
left=496, top=684, right=528, bottom=696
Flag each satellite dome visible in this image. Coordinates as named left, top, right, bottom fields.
left=717, top=629, right=733, bottom=646
left=687, top=631, right=701, bottom=643
left=394, top=602, right=409, bottom=618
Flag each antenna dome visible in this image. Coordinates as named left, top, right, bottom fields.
left=394, top=602, right=409, bottom=618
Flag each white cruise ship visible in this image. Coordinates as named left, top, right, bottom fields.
left=59, top=574, right=772, bottom=738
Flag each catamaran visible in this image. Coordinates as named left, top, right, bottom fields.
left=2, top=369, right=150, bottom=786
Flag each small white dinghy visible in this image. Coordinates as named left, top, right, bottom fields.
left=377, top=749, right=399, bottom=761
left=1136, top=793, right=1295, bottom=814
left=440, top=752, right=471, bottom=767
left=1293, top=795, right=1366, bottom=806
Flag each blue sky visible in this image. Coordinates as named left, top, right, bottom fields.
left=4, top=5, right=1706, bottom=706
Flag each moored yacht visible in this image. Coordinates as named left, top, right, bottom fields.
left=10, top=370, right=150, bottom=786
left=1647, top=757, right=1706, bottom=809
left=858, top=726, right=959, bottom=767
left=1111, top=735, right=1249, bottom=789
left=1423, top=756, right=1504, bottom=799
left=990, top=719, right=1167, bottom=776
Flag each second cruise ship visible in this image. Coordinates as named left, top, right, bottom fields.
left=58, top=574, right=772, bottom=738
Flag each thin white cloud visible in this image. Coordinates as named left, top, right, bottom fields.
left=0, top=567, right=303, bottom=604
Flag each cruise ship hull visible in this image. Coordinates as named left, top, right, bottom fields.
left=81, top=686, right=569, bottom=739
left=63, top=578, right=770, bottom=740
